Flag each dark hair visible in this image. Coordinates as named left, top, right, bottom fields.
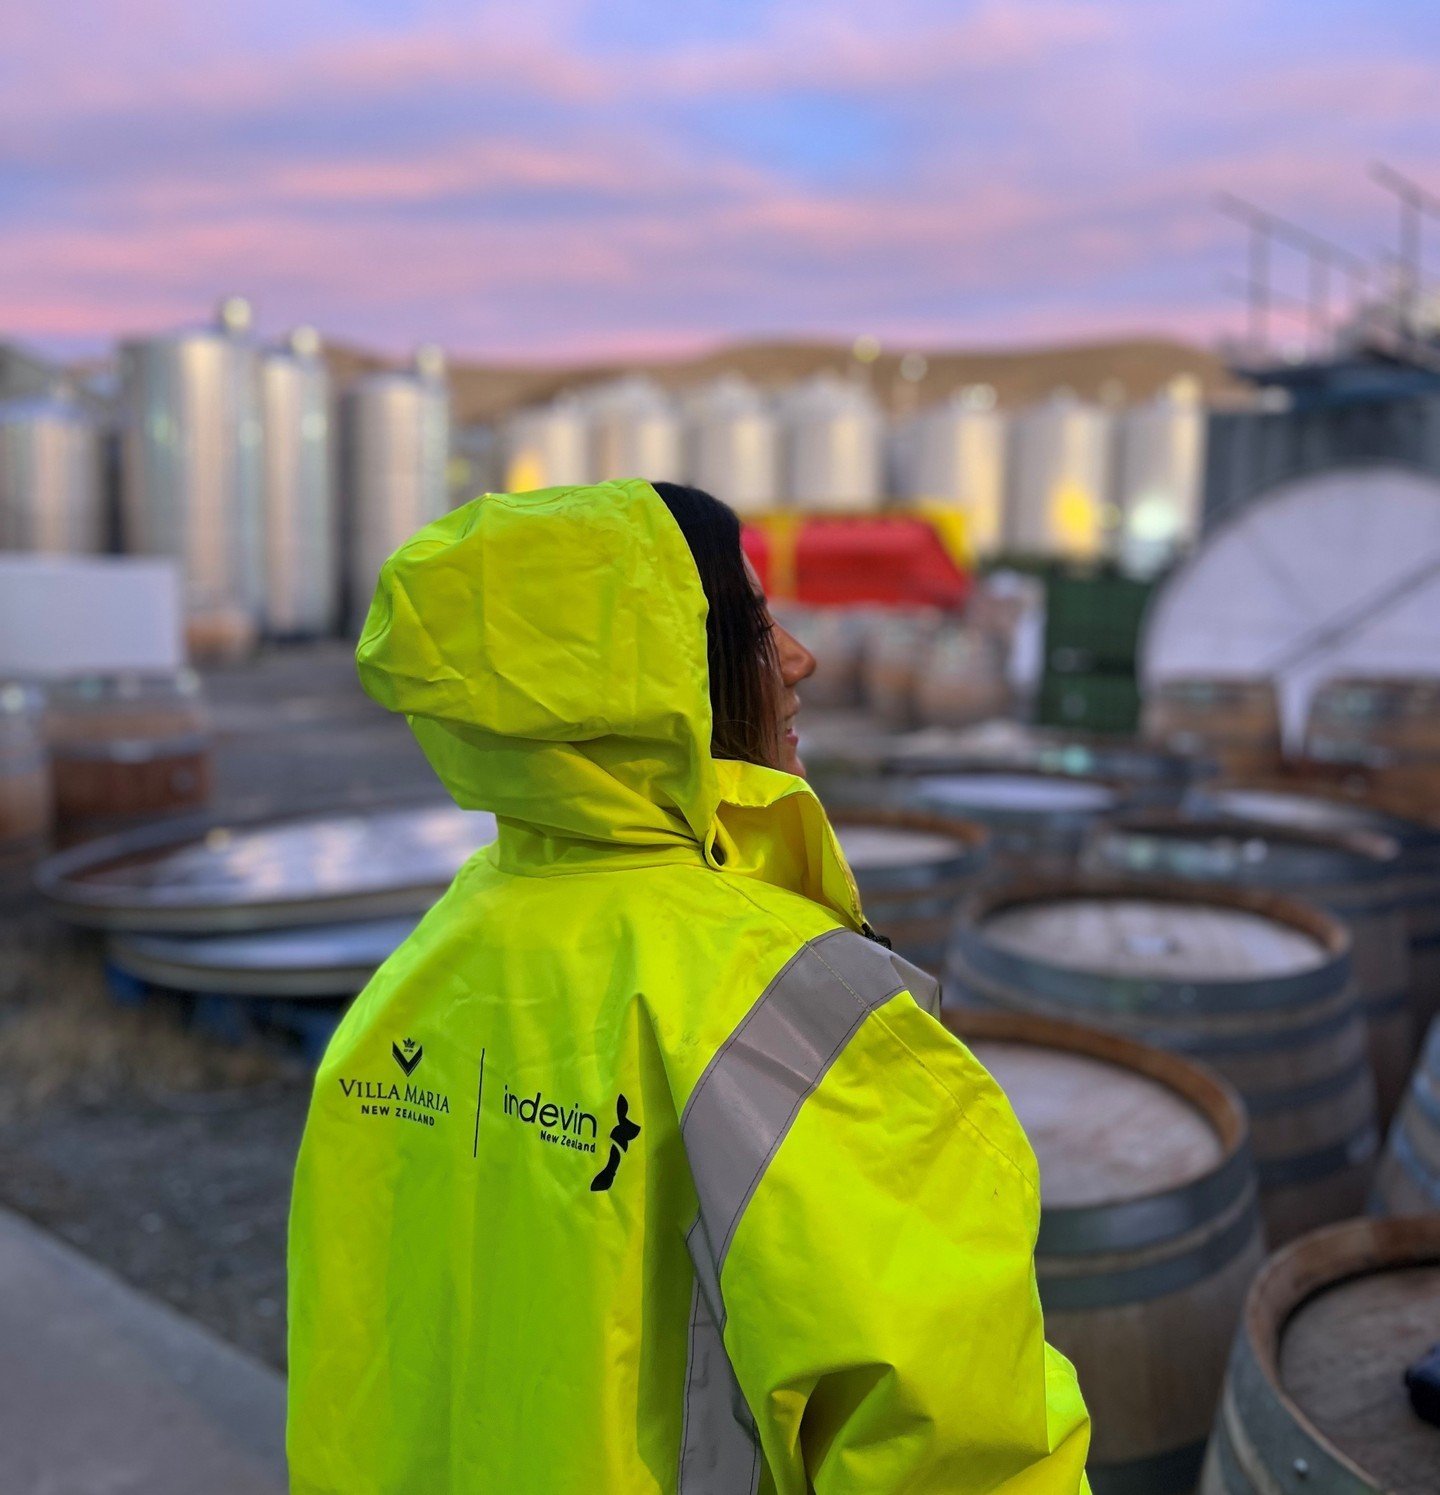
left=652, top=481, right=781, bottom=769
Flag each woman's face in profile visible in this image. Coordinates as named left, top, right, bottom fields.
left=744, top=557, right=816, bottom=776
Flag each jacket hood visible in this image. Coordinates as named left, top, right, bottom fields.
left=356, top=480, right=863, bottom=924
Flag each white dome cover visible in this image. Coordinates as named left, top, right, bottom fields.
left=1142, top=463, right=1440, bottom=741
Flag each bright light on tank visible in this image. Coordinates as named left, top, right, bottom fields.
left=1129, top=494, right=1180, bottom=541
left=900, top=353, right=928, bottom=382
left=961, top=383, right=997, bottom=411
left=852, top=334, right=881, bottom=364
left=1052, top=482, right=1098, bottom=547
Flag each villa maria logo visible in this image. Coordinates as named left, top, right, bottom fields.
left=334, top=1036, right=451, bottom=1132
left=503, top=1084, right=599, bottom=1155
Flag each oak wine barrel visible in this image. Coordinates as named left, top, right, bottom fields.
left=1372, top=1017, right=1440, bottom=1217
left=1306, top=675, right=1440, bottom=815
left=833, top=809, right=987, bottom=974
left=1200, top=782, right=1440, bottom=1039
left=0, top=683, right=51, bottom=851
left=946, top=878, right=1378, bottom=1245
left=1090, top=812, right=1414, bottom=1124
left=1144, top=677, right=1282, bottom=782
left=949, top=1009, right=1264, bottom=1495
left=881, top=729, right=1204, bottom=809
left=46, top=672, right=212, bottom=839
left=903, top=769, right=1126, bottom=869
left=1200, top=1216, right=1440, bottom=1495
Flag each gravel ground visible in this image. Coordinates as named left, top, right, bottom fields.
left=0, top=1083, right=310, bottom=1368
left=0, top=643, right=445, bottom=1370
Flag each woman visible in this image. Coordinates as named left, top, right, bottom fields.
left=288, top=478, right=1091, bottom=1493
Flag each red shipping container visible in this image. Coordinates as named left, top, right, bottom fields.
left=793, top=517, right=970, bottom=609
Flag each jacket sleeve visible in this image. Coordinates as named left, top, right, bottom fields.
left=686, top=933, right=1091, bottom=1494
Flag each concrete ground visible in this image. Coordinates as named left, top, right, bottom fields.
left=0, top=1205, right=286, bottom=1495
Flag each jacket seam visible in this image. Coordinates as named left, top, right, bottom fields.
left=870, top=1003, right=1041, bottom=1202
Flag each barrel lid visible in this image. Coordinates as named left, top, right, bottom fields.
left=831, top=809, right=988, bottom=893
left=838, top=824, right=969, bottom=869
left=950, top=877, right=1350, bottom=1017
left=972, top=1038, right=1224, bottom=1206
left=883, top=730, right=1201, bottom=791
left=947, top=1008, right=1254, bottom=1260
left=1240, top=1217, right=1440, bottom=1495
left=1150, top=675, right=1276, bottom=705
left=981, top=894, right=1329, bottom=981
left=912, top=771, right=1118, bottom=816
left=109, top=916, right=419, bottom=998
left=47, top=670, right=203, bottom=706
left=1095, top=810, right=1403, bottom=888
left=1279, top=1262, right=1440, bottom=1495
left=1200, top=784, right=1440, bottom=854
left=36, top=800, right=496, bottom=932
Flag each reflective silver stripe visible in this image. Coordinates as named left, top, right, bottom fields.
left=682, top=928, right=910, bottom=1327
left=894, top=948, right=941, bottom=1015
left=677, top=1258, right=761, bottom=1495
left=675, top=929, right=917, bottom=1492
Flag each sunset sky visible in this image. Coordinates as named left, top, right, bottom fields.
left=3, top=0, right=1436, bottom=361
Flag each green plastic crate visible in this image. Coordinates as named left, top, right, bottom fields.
left=1043, top=569, right=1154, bottom=676
left=1036, top=672, right=1142, bottom=736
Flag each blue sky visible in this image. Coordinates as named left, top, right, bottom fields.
left=0, top=0, right=1435, bottom=359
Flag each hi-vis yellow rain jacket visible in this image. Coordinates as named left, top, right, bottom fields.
left=288, top=479, right=1091, bottom=1494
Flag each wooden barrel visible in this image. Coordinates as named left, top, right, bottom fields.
left=1091, top=813, right=1415, bottom=1125
left=1307, top=675, right=1440, bottom=764
left=1372, top=1017, right=1440, bottom=1216
left=0, top=683, right=52, bottom=851
left=903, top=769, right=1127, bottom=869
left=948, top=1010, right=1265, bottom=1495
left=1200, top=782, right=1440, bottom=1051
left=946, top=878, right=1378, bottom=1245
left=832, top=809, right=988, bottom=975
left=860, top=611, right=942, bottom=728
left=773, top=605, right=866, bottom=710
left=1144, top=677, right=1283, bottom=781
left=1201, top=1216, right=1440, bottom=1494
left=1306, top=676, right=1440, bottom=823
left=882, top=730, right=1205, bottom=809
left=46, top=672, right=212, bottom=838
left=912, top=628, right=1011, bottom=729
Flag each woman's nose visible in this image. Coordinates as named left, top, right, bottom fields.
left=775, top=624, right=816, bottom=688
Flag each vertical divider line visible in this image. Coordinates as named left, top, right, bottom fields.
left=472, top=1047, right=486, bottom=1158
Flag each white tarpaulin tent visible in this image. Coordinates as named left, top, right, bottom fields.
left=1142, top=464, right=1440, bottom=744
